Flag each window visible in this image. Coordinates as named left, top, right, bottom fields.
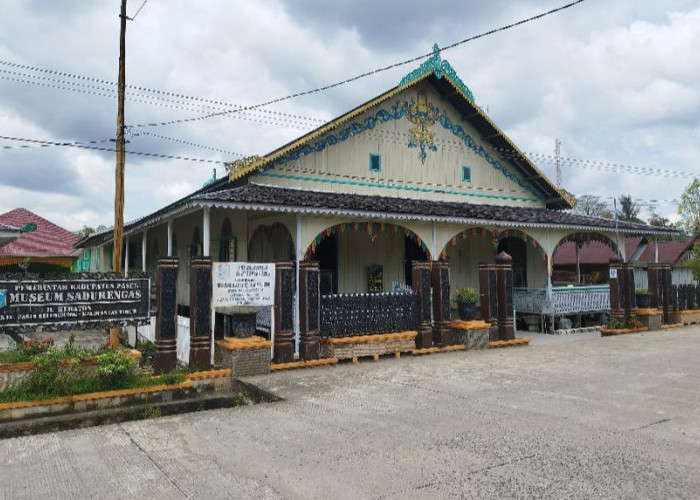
left=369, top=153, right=381, bottom=172
left=461, top=165, right=472, bottom=182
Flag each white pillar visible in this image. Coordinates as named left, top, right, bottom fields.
left=124, top=234, right=130, bottom=278
left=545, top=229, right=553, bottom=300
left=142, top=229, right=147, bottom=273
left=431, top=221, right=437, bottom=260
left=167, top=219, right=173, bottom=257
left=654, top=238, right=659, bottom=263
left=620, top=236, right=627, bottom=262
left=575, top=243, right=581, bottom=285
left=294, top=213, right=302, bottom=355
left=203, top=207, right=211, bottom=257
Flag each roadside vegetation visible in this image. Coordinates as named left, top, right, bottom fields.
left=0, top=334, right=185, bottom=403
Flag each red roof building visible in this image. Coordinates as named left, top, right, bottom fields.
left=0, top=208, right=80, bottom=270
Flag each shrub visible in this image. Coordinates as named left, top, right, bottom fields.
left=96, top=349, right=137, bottom=387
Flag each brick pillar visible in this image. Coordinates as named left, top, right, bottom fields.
left=660, top=263, right=673, bottom=324
left=412, top=261, right=433, bottom=348
left=189, top=256, right=212, bottom=370
left=154, top=257, right=178, bottom=374
left=609, top=259, right=636, bottom=325
left=479, top=262, right=499, bottom=341
left=431, top=260, right=453, bottom=346
left=299, top=261, right=320, bottom=360
left=495, top=252, right=515, bottom=341
left=273, top=261, right=295, bottom=364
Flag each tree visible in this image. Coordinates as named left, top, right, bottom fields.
left=647, top=208, right=672, bottom=228
left=574, top=195, right=613, bottom=218
left=617, top=195, right=643, bottom=223
left=76, top=226, right=95, bottom=238
left=677, top=178, right=700, bottom=236
left=686, top=245, right=700, bottom=282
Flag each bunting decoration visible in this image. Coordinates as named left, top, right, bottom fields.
left=552, top=233, right=620, bottom=256
left=304, top=223, right=430, bottom=259
left=439, top=227, right=547, bottom=262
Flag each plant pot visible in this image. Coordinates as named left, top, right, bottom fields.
left=231, top=312, right=257, bottom=338
left=457, top=301, right=478, bottom=321
left=636, top=294, right=652, bottom=309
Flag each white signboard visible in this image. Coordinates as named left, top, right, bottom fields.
left=212, top=262, right=275, bottom=307
left=609, top=268, right=618, bottom=279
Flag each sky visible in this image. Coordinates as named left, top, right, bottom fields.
left=0, top=0, right=698, bottom=232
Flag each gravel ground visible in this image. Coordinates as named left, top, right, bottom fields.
left=1, top=326, right=699, bottom=499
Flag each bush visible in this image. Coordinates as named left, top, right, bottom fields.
left=96, top=349, right=137, bottom=387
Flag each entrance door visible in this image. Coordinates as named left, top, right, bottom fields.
left=316, top=233, right=338, bottom=295
left=497, top=237, right=527, bottom=287
left=404, top=235, right=427, bottom=288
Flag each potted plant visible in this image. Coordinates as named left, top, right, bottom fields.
left=455, top=286, right=479, bottom=321
left=635, top=288, right=652, bottom=309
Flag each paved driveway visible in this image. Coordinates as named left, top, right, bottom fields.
left=2, top=327, right=700, bottom=499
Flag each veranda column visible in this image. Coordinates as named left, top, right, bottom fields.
left=202, top=207, right=210, bottom=257
left=647, top=263, right=663, bottom=310
left=609, top=258, right=636, bottom=324
left=167, top=219, right=173, bottom=256
left=495, top=252, right=515, bottom=341
left=411, top=261, right=433, bottom=349
left=479, top=262, right=499, bottom=341
left=274, top=260, right=295, bottom=364
left=431, top=260, right=453, bottom=346
left=124, top=234, right=130, bottom=277
left=660, top=263, right=673, bottom=324
left=298, top=261, right=320, bottom=360
left=141, top=229, right=147, bottom=273
left=189, top=256, right=212, bottom=369
left=154, top=256, right=179, bottom=374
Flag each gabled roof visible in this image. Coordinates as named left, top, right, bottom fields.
left=0, top=208, right=80, bottom=257
left=553, top=235, right=697, bottom=266
left=637, top=236, right=700, bottom=266
left=225, top=45, right=574, bottom=210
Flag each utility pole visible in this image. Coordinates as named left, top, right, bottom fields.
left=113, top=0, right=127, bottom=274
left=554, top=138, right=562, bottom=189
left=111, top=0, right=127, bottom=349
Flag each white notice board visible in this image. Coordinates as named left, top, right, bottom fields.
left=212, top=263, right=276, bottom=307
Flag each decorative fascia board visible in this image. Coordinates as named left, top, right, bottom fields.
left=191, top=200, right=674, bottom=237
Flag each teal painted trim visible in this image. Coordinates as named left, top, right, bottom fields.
left=258, top=172, right=539, bottom=203
left=263, top=97, right=544, bottom=201
left=399, top=44, right=474, bottom=101
left=461, top=165, right=471, bottom=182
left=369, top=153, right=381, bottom=172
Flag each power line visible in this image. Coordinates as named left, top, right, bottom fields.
left=0, top=134, right=227, bottom=164
left=0, top=69, right=324, bottom=127
left=126, top=0, right=589, bottom=128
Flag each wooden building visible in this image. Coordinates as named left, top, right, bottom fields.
left=77, top=45, right=676, bottom=329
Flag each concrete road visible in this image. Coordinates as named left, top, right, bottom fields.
left=2, top=327, right=699, bottom=499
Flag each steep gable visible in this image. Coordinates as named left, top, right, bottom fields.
left=228, top=45, right=573, bottom=209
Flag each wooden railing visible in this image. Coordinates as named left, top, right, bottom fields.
left=513, top=285, right=610, bottom=315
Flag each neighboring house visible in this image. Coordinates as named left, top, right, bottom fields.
left=553, top=236, right=699, bottom=286
left=77, top=45, right=676, bottom=325
left=0, top=208, right=81, bottom=273
left=0, top=222, right=21, bottom=249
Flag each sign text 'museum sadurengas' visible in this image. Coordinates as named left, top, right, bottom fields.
left=0, top=277, right=150, bottom=327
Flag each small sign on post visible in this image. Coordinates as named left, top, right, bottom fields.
left=212, top=263, right=276, bottom=307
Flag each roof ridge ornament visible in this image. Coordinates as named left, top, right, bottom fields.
left=398, top=44, right=475, bottom=102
